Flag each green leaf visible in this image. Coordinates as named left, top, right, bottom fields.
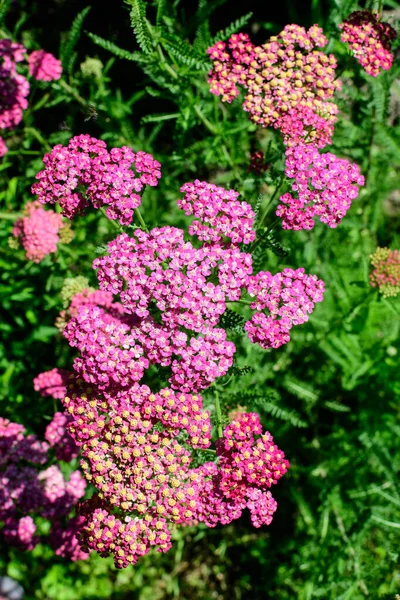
left=211, top=12, right=253, bottom=44
left=219, top=308, right=245, bottom=332
left=128, top=0, right=153, bottom=55
left=61, top=6, right=91, bottom=74
left=161, top=33, right=210, bottom=70
left=0, top=0, right=10, bottom=24
left=86, top=32, right=146, bottom=63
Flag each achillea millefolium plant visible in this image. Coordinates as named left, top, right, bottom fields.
left=0, top=0, right=399, bottom=598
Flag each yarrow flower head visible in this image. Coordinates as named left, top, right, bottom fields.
left=0, top=40, right=29, bottom=131
left=45, top=412, right=79, bottom=462
left=245, top=268, right=325, bottom=348
left=179, top=180, right=256, bottom=244
left=339, top=11, right=396, bottom=77
left=34, top=368, right=71, bottom=399
left=370, top=247, right=400, bottom=298
left=0, top=416, right=86, bottom=559
left=28, top=50, right=62, bottom=81
left=276, top=145, right=365, bottom=230
left=31, top=135, right=161, bottom=225
left=207, top=26, right=341, bottom=147
left=12, top=201, right=65, bottom=263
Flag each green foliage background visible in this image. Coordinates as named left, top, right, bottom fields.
left=0, top=0, right=399, bottom=598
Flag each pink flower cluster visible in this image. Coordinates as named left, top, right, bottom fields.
left=31, top=135, right=161, bottom=226
left=276, top=145, right=365, bottom=230
left=28, top=50, right=62, bottom=81
left=12, top=201, right=65, bottom=263
left=34, top=367, right=71, bottom=399
left=178, top=180, right=256, bottom=244
left=245, top=268, right=325, bottom=348
left=62, top=381, right=288, bottom=567
left=339, top=11, right=396, bottom=77
left=370, top=247, right=400, bottom=298
left=207, top=26, right=341, bottom=147
left=0, top=40, right=29, bottom=155
left=0, top=39, right=62, bottom=155
left=0, top=417, right=87, bottom=560
left=45, top=412, right=79, bottom=462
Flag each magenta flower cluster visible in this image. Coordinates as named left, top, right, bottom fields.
left=339, top=11, right=396, bottom=77
left=28, top=50, right=62, bottom=82
left=207, top=26, right=341, bottom=148
left=276, top=145, right=365, bottom=230
left=31, top=134, right=161, bottom=225
left=0, top=417, right=87, bottom=560
left=33, top=367, right=71, bottom=399
left=0, top=39, right=62, bottom=155
left=12, top=201, right=65, bottom=263
left=178, top=180, right=256, bottom=244
left=245, top=268, right=325, bottom=348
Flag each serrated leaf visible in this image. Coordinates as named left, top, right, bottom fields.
left=61, top=7, right=91, bottom=74
left=86, top=32, right=145, bottom=63
left=211, top=12, right=253, bottom=44
left=128, top=0, right=153, bottom=55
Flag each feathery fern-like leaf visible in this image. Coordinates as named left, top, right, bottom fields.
left=161, top=33, right=209, bottom=70
left=87, top=32, right=145, bottom=63
left=128, top=0, right=153, bottom=55
left=211, top=12, right=253, bottom=43
left=0, top=0, right=10, bottom=25
left=61, top=6, right=91, bottom=74
left=219, top=308, right=245, bottom=332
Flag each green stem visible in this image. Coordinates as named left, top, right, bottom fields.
left=0, top=211, right=23, bottom=220
left=214, top=389, right=223, bottom=439
left=226, top=299, right=252, bottom=306
left=24, top=127, right=52, bottom=152
left=193, top=105, right=218, bottom=136
left=58, top=79, right=88, bottom=107
left=135, top=207, right=148, bottom=231
left=378, top=0, right=383, bottom=15
left=157, top=45, right=179, bottom=80
left=99, top=207, right=123, bottom=232
left=257, top=177, right=284, bottom=229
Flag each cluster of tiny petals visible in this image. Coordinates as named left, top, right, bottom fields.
left=33, top=368, right=71, bottom=399
left=63, top=304, right=147, bottom=391
left=12, top=201, right=64, bottom=262
left=50, top=516, right=89, bottom=561
left=0, top=40, right=29, bottom=132
left=245, top=268, right=325, bottom=348
left=31, top=135, right=161, bottom=225
left=170, top=328, right=235, bottom=392
left=45, top=412, right=79, bottom=462
left=0, top=417, right=86, bottom=554
left=276, top=145, right=365, bottom=230
left=2, top=515, right=37, bottom=550
left=28, top=50, right=62, bottom=81
left=199, top=413, right=289, bottom=527
left=208, top=26, right=340, bottom=147
left=370, top=247, right=400, bottom=298
left=179, top=180, right=256, bottom=244
left=339, top=11, right=396, bottom=77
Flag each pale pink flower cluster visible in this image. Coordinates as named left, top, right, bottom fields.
left=28, top=50, right=62, bottom=81
left=0, top=40, right=29, bottom=155
left=276, top=145, right=365, bottom=230
left=0, top=39, right=62, bottom=155
left=62, top=382, right=288, bottom=567
left=370, top=247, right=400, bottom=298
left=178, top=180, right=256, bottom=244
left=207, top=26, right=341, bottom=147
left=0, top=417, right=87, bottom=560
left=339, top=11, right=396, bottom=77
left=31, top=135, right=161, bottom=225
left=45, top=412, right=79, bottom=462
left=245, top=268, right=325, bottom=348
left=33, top=367, right=71, bottom=399
left=12, top=201, right=64, bottom=263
